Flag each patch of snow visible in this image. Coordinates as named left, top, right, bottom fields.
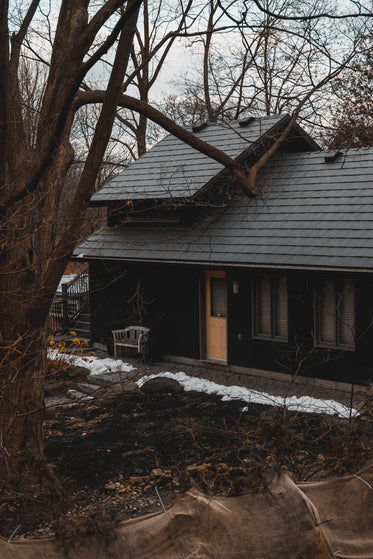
left=48, top=349, right=135, bottom=376
left=48, top=350, right=359, bottom=419
left=136, top=372, right=359, bottom=420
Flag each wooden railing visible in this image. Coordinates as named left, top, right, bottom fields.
left=48, top=271, right=89, bottom=334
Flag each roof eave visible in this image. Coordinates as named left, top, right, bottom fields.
left=73, top=254, right=373, bottom=274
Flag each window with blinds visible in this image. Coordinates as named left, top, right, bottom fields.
left=253, top=273, right=288, bottom=342
left=315, top=279, right=355, bottom=350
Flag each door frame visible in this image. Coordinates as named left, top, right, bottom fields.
left=204, top=270, right=228, bottom=362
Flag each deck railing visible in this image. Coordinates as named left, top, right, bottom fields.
left=48, top=271, right=89, bottom=334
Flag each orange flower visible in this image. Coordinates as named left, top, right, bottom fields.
left=73, top=338, right=80, bottom=345
left=70, top=331, right=77, bottom=337
left=81, top=340, right=89, bottom=348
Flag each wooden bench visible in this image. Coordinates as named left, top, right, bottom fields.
left=112, top=326, right=150, bottom=360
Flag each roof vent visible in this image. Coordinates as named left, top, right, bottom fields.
left=324, top=151, right=343, bottom=163
left=192, top=122, right=208, bottom=133
left=239, top=116, right=255, bottom=127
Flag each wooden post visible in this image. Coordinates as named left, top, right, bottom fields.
left=62, top=283, right=68, bottom=332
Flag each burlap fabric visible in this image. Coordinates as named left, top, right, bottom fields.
left=1, top=463, right=372, bottom=559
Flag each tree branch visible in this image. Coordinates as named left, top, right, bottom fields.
left=82, top=0, right=125, bottom=46
left=247, top=56, right=356, bottom=191
left=237, top=0, right=373, bottom=21
left=75, top=90, right=256, bottom=196
left=48, top=1, right=141, bottom=279
left=0, top=1, right=144, bottom=213
left=10, top=0, right=40, bottom=67
left=80, top=0, right=143, bottom=79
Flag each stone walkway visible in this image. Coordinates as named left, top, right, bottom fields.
left=45, top=352, right=140, bottom=415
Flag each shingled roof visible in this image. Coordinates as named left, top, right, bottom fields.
left=91, top=114, right=316, bottom=203
left=78, top=147, right=373, bottom=271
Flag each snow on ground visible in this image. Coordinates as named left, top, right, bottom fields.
left=48, top=349, right=135, bottom=376
left=136, top=371, right=359, bottom=420
left=48, top=351, right=358, bottom=419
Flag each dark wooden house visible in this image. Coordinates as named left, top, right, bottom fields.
left=75, top=115, right=373, bottom=386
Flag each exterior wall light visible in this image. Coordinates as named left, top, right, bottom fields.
left=233, top=281, right=240, bottom=295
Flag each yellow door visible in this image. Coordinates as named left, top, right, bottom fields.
left=205, top=271, right=227, bottom=361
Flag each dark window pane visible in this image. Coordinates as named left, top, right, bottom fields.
left=320, top=279, right=336, bottom=344
left=253, top=274, right=287, bottom=341
left=273, top=275, right=288, bottom=340
left=210, top=277, right=227, bottom=317
left=257, top=274, right=271, bottom=336
left=315, top=278, right=355, bottom=350
left=338, top=281, right=355, bottom=348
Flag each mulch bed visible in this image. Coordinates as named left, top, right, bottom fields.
left=0, top=381, right=371, bottom=542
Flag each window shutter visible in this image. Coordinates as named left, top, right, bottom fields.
left=257, top=274, right=271, bottom=336
left=320, top=279, right=336, bottom=344
left=274, top=275, right=288, bottom=340
left=338, top=281, right=355, bottom=348
left=210, top=277, right=227, bottom=317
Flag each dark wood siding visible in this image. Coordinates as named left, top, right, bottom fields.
left=89, top=260, right=373, bottom=384
left=227, top=269, right=373, bottom=385
left=89, top=261, right=200, bottom=359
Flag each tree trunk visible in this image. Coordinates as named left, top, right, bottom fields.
left=0, top=189, right=63, bottom=487
left=0, top=320, right=47, bottom=487
left=0, top=0, right=141, bottom=489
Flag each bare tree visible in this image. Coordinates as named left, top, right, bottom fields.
left=0, top=0, right=372, bottom=489
left=123, top=0, right=195, bottom=156
left=324, top=34, right=373, bottom=148
left=159, top=0, right=372, bottom=133
left=0, top=0, right=260, bottom=488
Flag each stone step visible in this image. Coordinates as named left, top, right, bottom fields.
left=76, top=382, right=101, bottom=396
left=74, top=317, right=90, bottom=325
left=45, top=395, right=74, bottom=417
left=67, top=389, right=94, bottom=402
left=73, top=323, right=90, bottom=333
left=87, top=370, right=135, bottom=386
left=78, top=312, right=90, bottom=320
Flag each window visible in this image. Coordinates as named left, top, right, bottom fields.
left=210, top=276, right=227, bottom=317
left=253, top=274, right=288, bottom=341
left=315, top=279, right=355, bottom=350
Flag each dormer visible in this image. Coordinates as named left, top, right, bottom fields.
left=90, top=115, right=319, bottom=228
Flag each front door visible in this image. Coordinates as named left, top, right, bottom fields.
left=205, top=271, right=227, bottom=361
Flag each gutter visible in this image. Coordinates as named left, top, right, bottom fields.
left=73, top=254, right=373, bottom=275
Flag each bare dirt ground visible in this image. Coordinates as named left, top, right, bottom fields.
left=0, top=361, right=372, bottom=543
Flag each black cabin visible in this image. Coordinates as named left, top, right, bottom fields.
left=75, top=115, right=373, bottom=387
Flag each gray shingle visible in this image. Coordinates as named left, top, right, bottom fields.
left=77, top=147, right=373, bottom=271
left=91, top=116, right=289, bottom=203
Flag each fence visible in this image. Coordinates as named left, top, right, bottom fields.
left=48, top=271, right=89, bottom=334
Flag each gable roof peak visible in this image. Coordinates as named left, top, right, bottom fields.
left=90, top=114, right=315, bottom=205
